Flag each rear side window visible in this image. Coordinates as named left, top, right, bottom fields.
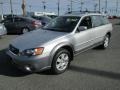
left=25, top=18, right=33, bottom=23
left=14, top=17, right=26, bottom=22
left=101, top=16, right=109, bottom=25
left=92, top=15, right=109, bottom=28
left=14, top=17, right=22, bottom=22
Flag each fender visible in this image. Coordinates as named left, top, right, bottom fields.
left=48, top=42, right=74, bottom=66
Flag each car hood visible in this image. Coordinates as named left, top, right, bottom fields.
left=11, top=29, right=68, bottom=51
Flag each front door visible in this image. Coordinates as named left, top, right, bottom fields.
left=73, top=16, right=94, bottom=52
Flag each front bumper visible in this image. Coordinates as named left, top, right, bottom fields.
left=7, top=50, right=51, bottom=72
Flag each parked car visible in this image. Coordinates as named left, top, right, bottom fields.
left=0, top=23, right=7, bottom=38
left=2, top=16, right=42, bottom=34
left=47, top=15, right=57, bottom=19
left=32, top=16, right=52, bottom=26
left=7, top=13, right=112, bottom=74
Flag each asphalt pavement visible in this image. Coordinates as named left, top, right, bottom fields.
left=0, top=19, right=120, bottom=90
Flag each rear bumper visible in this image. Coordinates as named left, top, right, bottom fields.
left=7, top=50, right=51, bottom=72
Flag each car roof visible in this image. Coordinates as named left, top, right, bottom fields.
left=14, top=16, right=38, bottom=21
left=63, top=11, right=105, bottom=17
left=32, top=15, right=52, bottom=19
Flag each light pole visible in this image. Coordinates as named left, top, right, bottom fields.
left=102, top=7, right=104, bottom=12
left=57, top=0, right=60, bottom=16
left=94, top=3, right=98, bottom=12
left=42, top=0, right=46, bottom=14
left=80, top=1, right=84, bottom=12
left=98, top=0, right=101, bottom=13
left=116, top=0, right=118, bottom=16
left=0, top=2, right=3, bottom=16
left=10, top=0, right=13, bottom=16
left=70, top=0, right=73, bottom=12
left=29, top=5, right=32, bottom=12
left=67, top=5, right=70, bottom=13
left=22, top=0, right=26, bottom=16
left=105, top=0, right=107, bottom=13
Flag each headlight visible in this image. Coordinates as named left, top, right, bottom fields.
left=23, top=47, right=44, bottom=56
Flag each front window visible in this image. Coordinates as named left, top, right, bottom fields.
left=43, top=16, right=80, bottom=32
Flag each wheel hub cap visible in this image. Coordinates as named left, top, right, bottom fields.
left=104, top=37, right=109, bottom=47
left=56, top=53, right=69, bottom=71
left=23, top=29, right=28, bottom=34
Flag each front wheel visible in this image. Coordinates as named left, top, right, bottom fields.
left=51, top=49, right=71, bottom=74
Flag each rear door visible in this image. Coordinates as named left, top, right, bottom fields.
left=14, top=17, right=26, bottom=30
left=91, top=15, right=109, bottom=44
left=4, top=18, right=16, bottom=33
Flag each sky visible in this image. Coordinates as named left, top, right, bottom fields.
left=0, top=0, right=119, bottom=16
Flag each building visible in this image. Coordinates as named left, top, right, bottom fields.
left=27, top=12, right=57, bottom=18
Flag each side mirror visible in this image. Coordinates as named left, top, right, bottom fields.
left=78, top=26, right=87, bottom=32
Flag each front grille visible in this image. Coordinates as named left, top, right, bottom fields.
left=9, top=45, right=19, bottom=55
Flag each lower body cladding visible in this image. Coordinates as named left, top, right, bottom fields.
left=7, top=50, right=51, bottom=72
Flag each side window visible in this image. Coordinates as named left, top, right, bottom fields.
left=99, top=16, right=105, bottom=25
left=92, top=15, right=109, bottom=28
left=14, top=17, right=24, bottom=22
left=79, top=16, right=92, bottom=29
left=14, top=18, right=20, bottom=22
left=5, top=17, right=13, bottom=22
left=101, top=16, right=110, bottom=25
left=92, top=16, right=102, bottom=27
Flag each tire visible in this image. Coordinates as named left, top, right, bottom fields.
left=51, top=49, right=71, bottom=74
left=22, top=28, right=29, bottom=34
left=99, top=34, right=110, bottom=49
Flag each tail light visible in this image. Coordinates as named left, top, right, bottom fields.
left=32, top=21, right=42, bottom=28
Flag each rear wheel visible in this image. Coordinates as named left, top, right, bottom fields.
left=22, top=28, right=29, bottom=34
left=51, top=49, right=71, bottom=74
left=99, top=34, right=110, bottom=49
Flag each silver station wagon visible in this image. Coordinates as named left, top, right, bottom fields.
left=7, top=13, right=113, bottom=74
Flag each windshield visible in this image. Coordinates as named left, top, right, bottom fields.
left=43, top=16, right=80, bottom=32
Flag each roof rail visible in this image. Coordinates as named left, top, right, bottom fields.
left=66, top=11, right=101, bottom=14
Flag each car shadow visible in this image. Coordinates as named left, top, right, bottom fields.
left=0, top=49, right=29, bottom=77
left=69, top=65, right=120, bottom=80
